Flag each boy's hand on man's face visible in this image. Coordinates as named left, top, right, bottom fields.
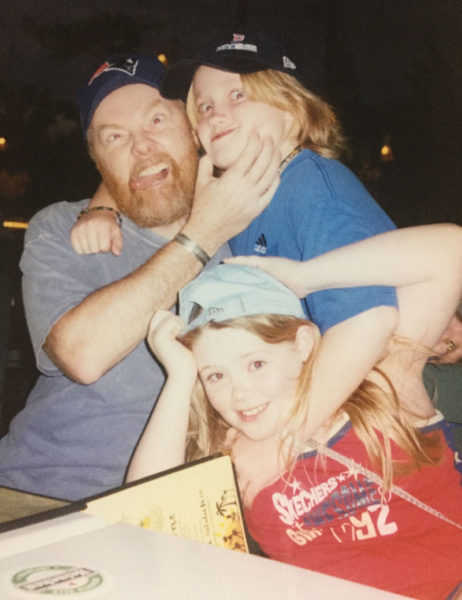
left=183, top=132, right=280, bottom=255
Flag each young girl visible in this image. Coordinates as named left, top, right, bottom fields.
left=72, top=30, right=401, bottom=445
left=126, top=224, right=462, bottom=600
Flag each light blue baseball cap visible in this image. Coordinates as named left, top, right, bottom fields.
left=179, top=264, right=305, bottom=333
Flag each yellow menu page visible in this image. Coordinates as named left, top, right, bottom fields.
left=84, top=454, right=248, bottom=553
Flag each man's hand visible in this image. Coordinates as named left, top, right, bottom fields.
left=182, top=132, right=280, bottom=255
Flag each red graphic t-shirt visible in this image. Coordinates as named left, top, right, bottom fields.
left=245, top=414, right=462, bottom=599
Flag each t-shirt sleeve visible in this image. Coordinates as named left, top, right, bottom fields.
left=20, top=203, right=96, bottom=375
left=289, top=167, right=398, bottom=333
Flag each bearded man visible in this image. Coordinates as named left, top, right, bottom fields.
left=0, top=55, right=279, bottom=500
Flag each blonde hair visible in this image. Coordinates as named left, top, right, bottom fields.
left=186, top=68, right=346, bottom=159
left=343, top=367, right=442, bottom=491
left=181, top=315, right=442, bottom=492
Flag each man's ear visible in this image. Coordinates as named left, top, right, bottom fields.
left=295, top=325, right=315, bottom=362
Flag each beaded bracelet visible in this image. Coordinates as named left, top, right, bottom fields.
left=174, top=233, right=210, bottom=266
left=77, top=206, right=122, bottom=227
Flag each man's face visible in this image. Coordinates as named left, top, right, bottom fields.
left=89, top=84, right=198, bottom=228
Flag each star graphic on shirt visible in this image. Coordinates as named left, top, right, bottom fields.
left=337, top=473, right=346, bottom=482
left=345, top=462, right=363, bottom=481
left=287, top=478, right=302, bottom=494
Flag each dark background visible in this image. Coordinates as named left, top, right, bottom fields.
left=0, top=0, right=461, bottom=431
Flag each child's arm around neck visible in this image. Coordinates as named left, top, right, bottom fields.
left=226, top=223, right=462, bottom=426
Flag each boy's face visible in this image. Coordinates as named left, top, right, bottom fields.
left=193, top=327, right=306, bottom=442
left=192, top=66, right=294, bottom=170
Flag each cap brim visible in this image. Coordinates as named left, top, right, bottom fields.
left=161, top=55, right=270, bottom=101
left=160, top=60, right=202, bottom=101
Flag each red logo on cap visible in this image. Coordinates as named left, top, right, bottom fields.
left=88, top=62, right=110, bottom=86
left=232, top=33, right=245, bottom=42
left=87, top=58, right=138, bottom=86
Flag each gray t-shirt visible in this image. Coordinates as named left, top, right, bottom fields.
left=0, top=199, right=229, bottom=500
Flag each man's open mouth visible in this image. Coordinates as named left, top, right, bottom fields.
left=130, top=163, right=170, bottom=190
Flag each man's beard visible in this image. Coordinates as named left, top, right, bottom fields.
left=100, top=148, right=198, bottom=229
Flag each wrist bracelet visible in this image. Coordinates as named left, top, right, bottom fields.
left=77, top=206, right=122, bottom=227
left=174, top=233, right=210, bottom=266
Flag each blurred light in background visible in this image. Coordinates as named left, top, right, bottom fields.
left=2, top=221, right=28, bottom=230
left=380, top=144, right=393, bottom=161
left=380, top=135, right=394, bottom=162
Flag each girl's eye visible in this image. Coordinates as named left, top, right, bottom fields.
left=230, top=89, right=246, bottom=101
left=207, top=372, right=223, bottom=382
left=250, top=360, right=265, bottom=371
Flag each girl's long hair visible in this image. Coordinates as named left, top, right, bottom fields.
left=186, top=69, right=347, bottom=159
left=180, top=315, right=442, bottom=492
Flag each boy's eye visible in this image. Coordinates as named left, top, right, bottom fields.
left=230, top=89, right=246, bottom=101
left=197, top=102, right=212, bottom=115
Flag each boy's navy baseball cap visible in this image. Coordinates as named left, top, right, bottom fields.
left=161, top=31, right=302, bottom=101
left=179, top=264, right=305, bottom=333
left=78, top=55, right=166, bottom=138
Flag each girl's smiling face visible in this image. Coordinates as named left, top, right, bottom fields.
left=192, top=66, right=295, bottom=170
left=192, top=326, right=310, bottom=441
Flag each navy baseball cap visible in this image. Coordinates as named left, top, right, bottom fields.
left=179, top=264, right=305, bottom=333
left=78, top=55, right=166, bottom=138
left=161, top=31, right=301, bottom=101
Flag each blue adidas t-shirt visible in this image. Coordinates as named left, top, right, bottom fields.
left=230, top=149, right=397, bottom=334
